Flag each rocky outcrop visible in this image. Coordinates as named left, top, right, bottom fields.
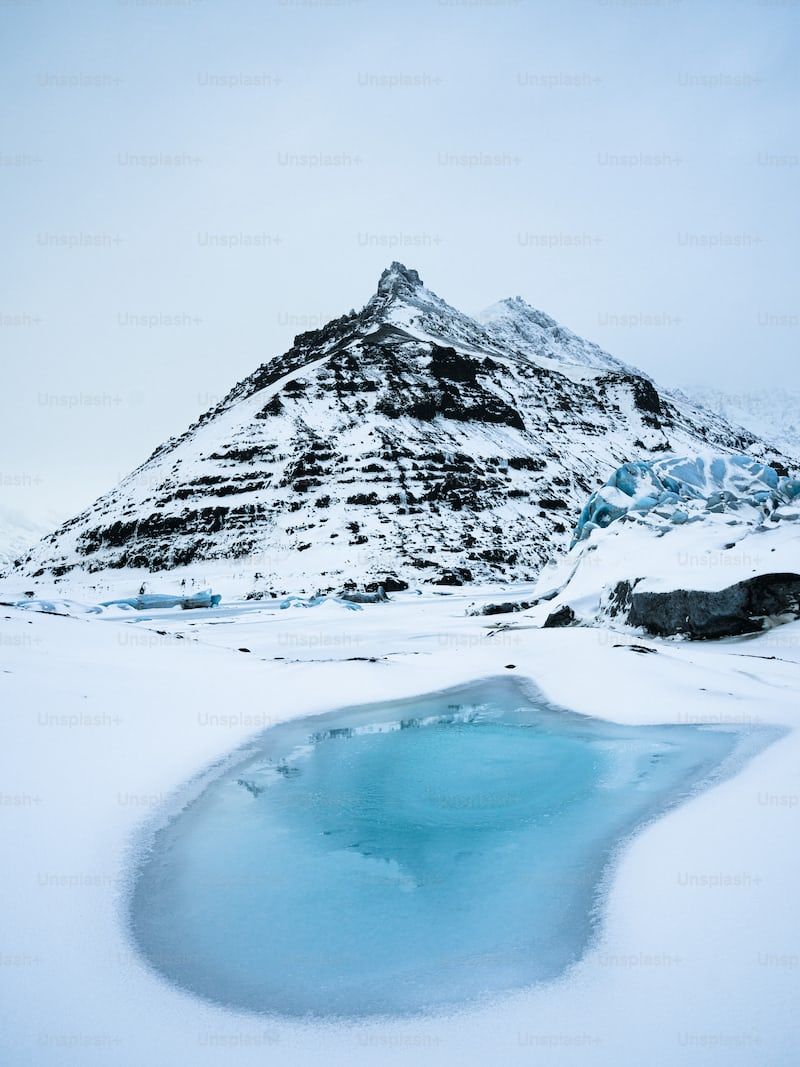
left=543, top=604, right=577, bottom=628
left=623, top=573, right=800, bottom=639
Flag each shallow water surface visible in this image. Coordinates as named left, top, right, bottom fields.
left=130, top=677, right=768, bottom=1017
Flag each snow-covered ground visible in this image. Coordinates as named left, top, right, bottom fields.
left=1, top=584, right=798, bottom=1065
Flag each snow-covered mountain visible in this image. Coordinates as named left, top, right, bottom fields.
left=0, top=505, right=52, bottom=577
left=678, top=386, right=800, bottom=462
left=14, top=264, right=793, bottom=592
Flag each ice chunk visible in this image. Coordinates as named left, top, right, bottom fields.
left=573, top=454, right=800, bottom=544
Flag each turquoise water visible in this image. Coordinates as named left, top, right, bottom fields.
left=130, top=677, right=768, bottom=1018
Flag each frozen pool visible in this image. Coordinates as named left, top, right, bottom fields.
left=130, top=677, right=772, bottom=1018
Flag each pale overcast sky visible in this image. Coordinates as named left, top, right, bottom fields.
left=1, top=0, right=798, bottom=523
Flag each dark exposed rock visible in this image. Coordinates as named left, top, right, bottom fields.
left=429, top=345, right=478, bottom=383
left=477, top=548, right=519, bottom=565
left=437, top=386, right=525, bottom=431
left=479, top=600, right=535, bottom=616
left=292, top=479, right=321, bottom=494
left=543, top=604, right=577, bottom=628
left=607, top=580, right=636, bottom=619
left=340, top=587, right=389, bottom=604
left=598, top=372, right=666, bottom=429
left=365, top=576, right=408, bottom=593
left=631, top=377, right=662, bottom=416
left=283, top=379, right=307, bottom=397
left=406, top=397, right=438, bottom=421
left=507, top=456, right=546, bottom=471
left=209, top=446, right=272, bottom=462
left=435, top=567, right=473, bottom=586
left=346, top=492, right=380, bottom=506
left=626, top=573, right=800, bottom=639
left=255, top=395, right=283, bottom=418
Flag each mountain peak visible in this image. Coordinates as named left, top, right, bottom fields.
left=479, top=296, right=628, bottom=375
left=482, top=296, right=558, bottom=331
left=15, top=265, right=785, bottom=592
left=376, top=262, right=424, bottom=297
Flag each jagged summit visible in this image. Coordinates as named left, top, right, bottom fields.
left=366, top=262, right=440, bottom=322
left=376, top=261, right=424, bottom=296
left=13, top=265, right=791, bottom=593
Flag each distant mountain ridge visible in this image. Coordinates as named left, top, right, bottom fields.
left=14, top=263, right=792, bottom=591
left=0, top=506, right=51, bottom=577
left=678, top=385, right=800, bottom=461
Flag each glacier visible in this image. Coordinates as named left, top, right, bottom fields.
left=535, top=453, right=800, bottom=638
left=573, top=454, right=800, bottom=544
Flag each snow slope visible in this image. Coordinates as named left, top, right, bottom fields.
left=13, top=264, right=790, bottom=595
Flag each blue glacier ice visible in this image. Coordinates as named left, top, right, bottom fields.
left=573, top=454, right=800, bottom=544
left=100, top=590, right=222, bottom=611
left=129, top=678, right=775, bottom=1018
